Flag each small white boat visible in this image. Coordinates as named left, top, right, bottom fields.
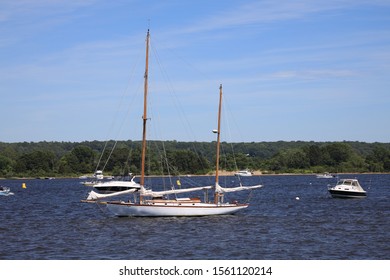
left=0, top=186, right=14, bottom=196
left=94, top=170, right=104, bottom=180
left=316, top=172, right=335, bottom=178
left=81, top=180, right=99, bottom=187
left=80, top=170, right=105, bottom=186
left=92, top=176, right=141, bottom=193
left=234, top=170, right=253, bottom=176
left=328, top=179, right=367, bottom=198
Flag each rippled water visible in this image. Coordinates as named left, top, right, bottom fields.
left=1, top=174, right=389, bottom=260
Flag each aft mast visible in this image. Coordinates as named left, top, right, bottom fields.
left=214, top=84, right=223, bottom=204
left=140, top=29, right=150, bottom=203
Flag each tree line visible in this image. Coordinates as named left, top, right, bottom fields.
left=0, top=140, right=389, bottom=178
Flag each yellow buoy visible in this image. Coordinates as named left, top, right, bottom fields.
left=22, top=183, right=27, bottom=189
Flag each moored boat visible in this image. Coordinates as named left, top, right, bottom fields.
left=328, top=178, right=366, bottom=198
left=0, top=186, right=14, bottom=196
left=316, top=172, right=335, bottom=178
left=91, top=176, right=141, bottom=194
left=234, top=170, right=253, bottom=176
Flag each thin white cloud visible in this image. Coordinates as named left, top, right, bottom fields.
left=173, top=0, right=390, bottom=35
left=0, top=0, right=95, bottom=20
left=0, top=0, right=96, bottom=48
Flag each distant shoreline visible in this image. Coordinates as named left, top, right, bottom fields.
left=1, top=171, right=390, bottom=180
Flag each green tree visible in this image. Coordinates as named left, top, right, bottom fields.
left=268, top=148, right=309, bottom=171
left=58, top=145, right=95, bottom=174
left=324, top=143, right=353, bottom=165
left=366, top=146, right=390, bottom=172
left=166, top=150, right=210, bottom=175
left=304, top=145, right=323, bottom=166
left=14, top=150, right=56, bottom=176
left=0, top=155, right=13, bottom=177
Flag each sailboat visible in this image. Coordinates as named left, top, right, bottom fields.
left=84, top=29, right=262, bottom=217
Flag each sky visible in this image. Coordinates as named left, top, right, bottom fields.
left=1, top=0, right=390, bottom=143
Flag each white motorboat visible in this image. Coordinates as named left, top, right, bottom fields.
left=234, top=170, right=253, bottom=176
left=94, top=170, right=104, bottom=180
left=316, top=172, right=335, bottom=178
left=92, top=176, right=141, bottom=194
left=0, top=186, right=14, bottom=196
left=328, top=178, right=367, bottom=198
left=80, top=170, right=105, bottom=186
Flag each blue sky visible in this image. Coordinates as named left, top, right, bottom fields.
left=1, top=0, right=389, bottom=143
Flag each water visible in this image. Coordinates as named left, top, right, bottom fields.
left=1, top=174, right=389, bottom=260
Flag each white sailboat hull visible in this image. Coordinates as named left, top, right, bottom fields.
left=106, top=201, right=249, bottom=217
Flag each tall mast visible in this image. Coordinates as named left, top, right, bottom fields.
left=140, top=29, right=150, bottom=189
left=214, top=84, right=223, bottom=203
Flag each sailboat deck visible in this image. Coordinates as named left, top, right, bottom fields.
left=148, top=197, right=201, bottom=203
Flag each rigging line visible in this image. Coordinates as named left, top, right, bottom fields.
left=223, top=93, right=246, bottom=144
left=149, top=40, right=210, bottom=174
left=99, top=79, right=144, bottom=173
left=223, top=94, right=257, bottom=184
left=154, top=34, right=212, bottom=81
left=95, top=45, right=144, bottom=172
left=223, top=94, right=264, bottom=187
left=147, top=88, right=200, bottom=190
left=147, top=44, right=179, bottom=188
left=244, top=190, right=255, bottom=204
left=147, top=109, right=176, bottom=191
left=159, top=140, right=177, bottom=199
left=221, top=99, right=242, bottom=184
left=150, top=42, right=197, bottom=141
left=95, top=141, right=110, bottom=173
left=146, top=94, right=198, bottom=194
left=212, top=95, right=237, bottom=180
left=101, top=141, right=118, bottom=171
left=120, top=143, right=134, bottom=177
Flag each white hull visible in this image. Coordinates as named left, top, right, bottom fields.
left=316, top=172, right=335, bottom=178
left=93, top=180, right=140, bottom=193
left=328, top=178, right=366, bottom=199
left=328, top=191, right=366, bottom=199
left=235, top=170, right=253, bottom=176
left=0, top=187, right=14, bottom=196
left=0, top=191, right=13, bottom=196
left=316, top=175, right=334, bottom=178
left=106, top=201, right=248, bottom=217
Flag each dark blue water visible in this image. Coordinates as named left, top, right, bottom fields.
left=1, top=174, right=389, bottom=260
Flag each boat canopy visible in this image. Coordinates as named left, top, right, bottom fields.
left=337, top=179, right=360, bottom=187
